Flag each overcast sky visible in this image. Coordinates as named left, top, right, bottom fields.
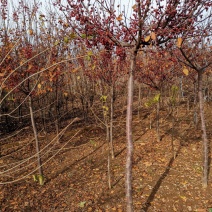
left=5, top=0, right=135, bottom=18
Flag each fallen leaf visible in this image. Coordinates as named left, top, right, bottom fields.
left=196, top=209, right=206, bottom=212
left=180, top=195, right=187, bottom=202
left=144, top=161, right=152, bottom=167
left=79, top=201, right=86, bottom=208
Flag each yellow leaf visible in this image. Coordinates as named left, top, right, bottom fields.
left=54, top=40, right=60, bottom=46
left=32, top=175, right=38, bottom=182
left=183, top=67, right=189, bottom=76
left=177, top=37, right=183, bottom=48
left=87, top=50, right=93, bottom=56
left=77, top=76, right=80, bottom=80
left=181, top=181, right=188, bottom=186
left=153, top=93, right=161, bottom=102
left=79, top=201, right=86, bottom=208
left=38, top=175, right=44, bottom=185
left=151, top=32, right=156, bottom=40
left=132, top=4, right=137, bottom=10
left=180, top=195, right=187, bottom=202
left=144, top=35, right=151, bottom=42
left=28, top=29, right=34, bottom=35
left=37, top=83, right=42, bottom=89
left=116, top=14, right=123, bottom=21
left=69, top=32, right=77, bottom=39
left=64, top=36, right=69, bottom=43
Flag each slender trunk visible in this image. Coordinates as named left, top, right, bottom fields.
left=102, top=94, right=112, bottom=188
left=55, top=119, right=60, bottom=143
left=193, top=81, right=198, bottom=128
left=138, top=84, right=142, bottom=119
left=39, top=99, right=46, bottom=133
left=110, top=85, right=115, bottom=159
left=171, top=109, right=175, bottom=158
left=106, top=120, right=112, bottom=189
left=106, top=124, right=110, bottom=143
left=149, top=113, right=152, bottom=129
left=29, top=96, right=43, bottom=176
left=18, top=102, right=23, bottom=123
left=107, top=149, right=112, bottom=189
left=106, top=118, right=111, bottom=189
left=206, top=75, right=210, bottom=101
left=55, top=83, right=60, bottom=143
left=156, top=100, right=160, bottom=142
left=198, top=71, right=209, bottom=188
left=126, top=53, right=136, bottom=212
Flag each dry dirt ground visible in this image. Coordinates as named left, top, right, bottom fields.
left=1, top=100, right=212, bottom=212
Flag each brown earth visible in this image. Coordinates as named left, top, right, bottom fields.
left=1, top=100, right=212, bottom=212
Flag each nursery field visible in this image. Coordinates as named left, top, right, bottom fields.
left=0, top=0, right=212, bottom=211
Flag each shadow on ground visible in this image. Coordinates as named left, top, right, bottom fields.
left=141, top=146, right=181, bottom=212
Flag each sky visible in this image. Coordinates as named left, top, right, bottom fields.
left=3, top=0, right=135, bottom=20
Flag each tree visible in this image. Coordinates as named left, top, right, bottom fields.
left=1, top=0, right=211, bottom=209
left=55, top=0, right=211, bottom=210
left=176, top=18, right=212, bottom=187
left=0, top=0, right=75, bottom=183
left=135, top=48, right=176, bottom=141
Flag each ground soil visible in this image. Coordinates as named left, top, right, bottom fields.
left=1, top=99, right=212, bottom=212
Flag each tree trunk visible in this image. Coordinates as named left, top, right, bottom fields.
left=110, top=85, right=115, bottom=159
left=18, top=101, right=23, bottom=123
left=198, top=71, right=209, bottom=188
left=171, top=108, right=175, bottom=158
left=156, top=100, right=160, bottom=142
left=107, top=149, right=112, bottom=189
left=193, top=81, right=198, bottom=128
left=138, top=83, right=142, bottom=119
left=39, top=98, right=46, bottom=133
left=126, top=53, right=136, bottom=212
left=55, top=83, right=60, bottom=143
left=29, top=96, right=43, bottom=177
